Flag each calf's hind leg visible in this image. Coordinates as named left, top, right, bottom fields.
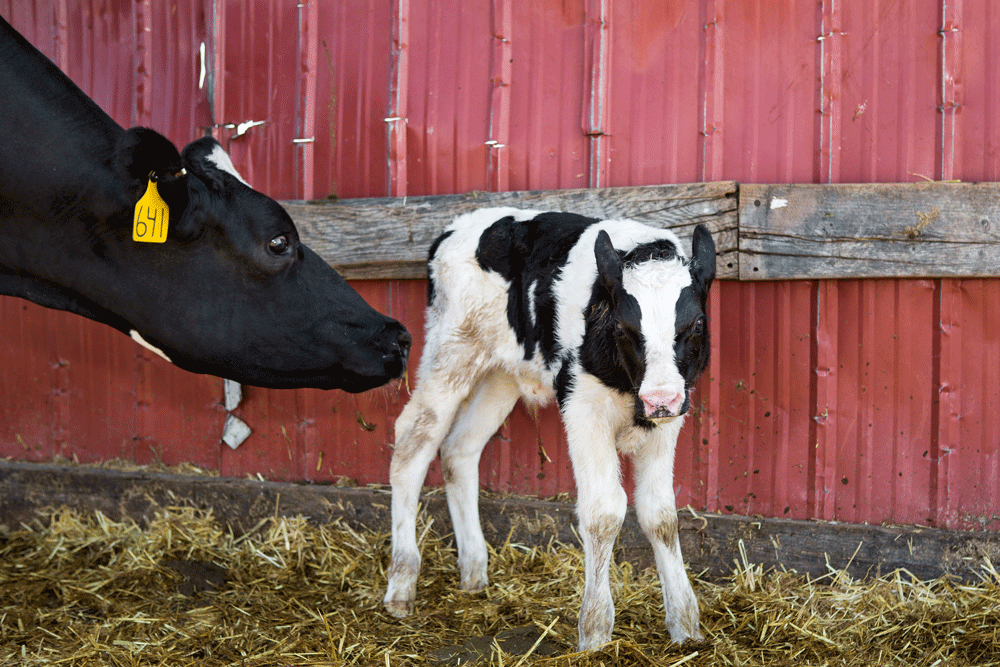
left=440, top=371, right=521, bottom=593
left=384, top=377, right=472, bottom=618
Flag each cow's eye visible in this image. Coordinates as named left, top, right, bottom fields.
left=268, top=235, right=290, bottom=255
left=693, top=317, right=704, bottom=335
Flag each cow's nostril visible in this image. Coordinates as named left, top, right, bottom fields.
left=398, top=329, right=412, bottom=351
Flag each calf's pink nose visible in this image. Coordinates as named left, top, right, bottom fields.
left=640, top=390, right=685, bottom=418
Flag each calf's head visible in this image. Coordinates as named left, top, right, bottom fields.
left=584, top=225, right=715, bottom=424
left=113, top=128, right=410, bottom=391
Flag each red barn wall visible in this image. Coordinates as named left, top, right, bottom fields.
left=2, top=1, right=998, bottom=531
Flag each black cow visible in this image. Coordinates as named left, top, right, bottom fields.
left=0, top=17, right=410, bottom=392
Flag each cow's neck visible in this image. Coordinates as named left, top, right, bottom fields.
left=0, top=18, right=126, bottom=224
left=0, top=19, right=133, bottom=329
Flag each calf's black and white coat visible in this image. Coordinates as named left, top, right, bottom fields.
left=384, top=208, right=715, bottom=650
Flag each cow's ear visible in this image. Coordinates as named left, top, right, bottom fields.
left=181, top=137, right=241, bottom=193
left=115, top=127, right=185, bottom=202
left=690, top=224, right=716, bottom=292
left=594, top=230, right=624, bottom=297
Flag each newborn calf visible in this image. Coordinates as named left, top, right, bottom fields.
left=384, top=208, right=715, bottom=650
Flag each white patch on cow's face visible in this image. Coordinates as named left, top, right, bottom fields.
left=622, top=259, right=691, bottom=409
left=205, top=145, right=249, bottom=186
left=130, top=330, right=172, bottom=363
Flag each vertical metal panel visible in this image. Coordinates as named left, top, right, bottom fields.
left=938, top=0, right=961, bottom=181
left=386, top=0, right=408, bottom=197
left=219, top=385, right=303, bottom=482
left=505, top=0, right=590, bottom=191
left=699, top=0, right=724, bottom=181
left=835, top=0, right=940, bottom=182
left=604, top=0, right=704, bottom=186
left=938, top=279, right=1000, bottom=528
left=213, top=0, right=299, bottom=198
left=294, top=0, right=319, bottom=200
left=131, top=356, right=222, bottom=471
left=718, top=1, right=819, bottom=182
left=486, top=0, right=512, bottom=192
left=313, top=0, right=392, bottom=199
left=953, top=0, right=1000, bottom=181
left=0, top=299, right=54, bottom=461
left=403, top=0, right=491, bottom=195
left=582, top=0, right=610, bottom=188
left=818, top=0, right=843, bottom=183
left=711, top=282, right=814, bottom=519
left=46, top=310, right=136, bottom=464
left=821, top=280, right=936, bottom=525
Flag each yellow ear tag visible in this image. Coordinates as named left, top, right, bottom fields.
left=132, top=178, right=169, bottom=243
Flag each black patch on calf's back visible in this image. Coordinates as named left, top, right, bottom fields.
left=476, top=212, right=598, bottom=363
left=426, top=230, right=454, bottom=307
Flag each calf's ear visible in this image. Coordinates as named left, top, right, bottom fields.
left=594, top=230, right=625, bottom=299
left=690, top=224, right=716, bottom=292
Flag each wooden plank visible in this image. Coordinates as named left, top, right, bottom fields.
left=283, top=182, right=739, bottom=280
left=739, top=183, right=1000, bottom=280
left=3, top=461, right=997, bottom=583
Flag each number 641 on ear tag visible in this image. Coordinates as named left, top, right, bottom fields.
left=132, top=178, right=169, bottom=243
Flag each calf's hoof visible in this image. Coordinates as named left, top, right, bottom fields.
left=666, top=608, right=703, bottom=644
left=383, top=597, right=414, bottom=619
left=459, top=570, right=488, bottom=593
left=668, top=626, right=705, bottom=644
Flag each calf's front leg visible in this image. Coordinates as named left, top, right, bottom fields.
left=565, top=418, right=628, bottom=651
left=633, top=421, right=703, bottom=643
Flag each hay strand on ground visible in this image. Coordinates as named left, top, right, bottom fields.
left=2, top=507, right=998, bottom=666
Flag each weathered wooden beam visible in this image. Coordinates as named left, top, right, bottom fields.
left=3, top=461, right=997, bottom=583
left=739, top=182, right=1000, bottom=280
left=283, top=182, right=739, bottom=281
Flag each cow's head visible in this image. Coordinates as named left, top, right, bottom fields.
left=113, top=127, right=410, bottom=391
left=584, top=225, right=715, bottom=424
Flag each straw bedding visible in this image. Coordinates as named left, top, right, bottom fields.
left=2, top=506, right=998, bottom=666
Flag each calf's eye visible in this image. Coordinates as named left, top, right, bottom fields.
left=268, top=235, right=290, bottom=255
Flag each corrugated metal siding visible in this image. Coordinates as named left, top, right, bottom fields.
left=2, top=0, right=1000, bottom=530
left=317, top=0, right=391, bottom=199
